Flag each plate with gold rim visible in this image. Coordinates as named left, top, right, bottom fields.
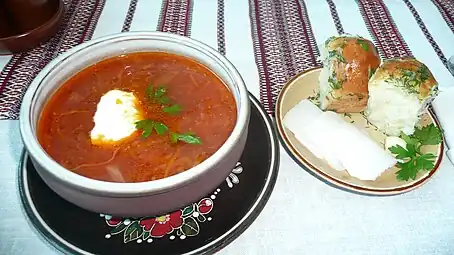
left=275, top=67, right=444, bottom=196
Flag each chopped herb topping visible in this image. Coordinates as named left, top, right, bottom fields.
left=307, top=91, right=320, bottom=106
left=343, top=113, right=352, bottom=118
left=385, top=64, right=431, bottom=95
left=360, top=111, right=377, bottom=130
left=356, top=93, right=365, bottom=100
left=329, top=91, right=342, bottom=100
left=328, top=50, right=346, bottom=63
left=356, top=39, right=369, bottom=51
left=328, top=74, right=344, bottom=90
left=324, top=36, right=336, bottom=47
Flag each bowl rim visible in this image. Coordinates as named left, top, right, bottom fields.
left=19, top=31, right=251, bottom=197
left=0, top=0, right=64, bottom=41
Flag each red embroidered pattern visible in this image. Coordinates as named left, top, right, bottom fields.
left=326, top=0, right=345, bottom=35
left=217, top=0, right=226, bottom=55
left=403, top=0, right=449, bottom=70
left=249, top=0, right=320, bottom=114
left=122, top=0, right=139, bottom=32
left=0, top=0, right=106, bottom=120
left=356, top=0, right=412, bottom=59
left=157, top=0, right=193, bottom=36
left=431, top=0, right=454, bottom=35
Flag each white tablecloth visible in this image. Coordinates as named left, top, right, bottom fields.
left=1, top=0, right=454, bottom=254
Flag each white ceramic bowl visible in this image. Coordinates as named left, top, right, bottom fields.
left=19, top=32, right=250, bottom=217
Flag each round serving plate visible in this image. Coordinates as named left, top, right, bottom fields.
left=19, top=93, right=279, bottom=255
left=275, top=67, right=444, bottom=196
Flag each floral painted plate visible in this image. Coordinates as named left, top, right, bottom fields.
left=275, top=67, right=444, bottom=196
left=18, top=94, right=279, bottom=255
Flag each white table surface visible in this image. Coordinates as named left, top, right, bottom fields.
left=1, top=0, right=454, bottom=254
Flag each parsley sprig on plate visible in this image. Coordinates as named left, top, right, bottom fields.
left=388, top=124, right=442, bottom=181
left=135, top=84, right=202, bottom=145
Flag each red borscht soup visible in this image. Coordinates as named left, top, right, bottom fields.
left=37, top=52, right=237, bottom=183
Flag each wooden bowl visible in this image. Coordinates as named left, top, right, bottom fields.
left=0, top=0, right=64, bottom=55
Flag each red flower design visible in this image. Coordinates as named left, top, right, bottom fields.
left=106, top=217, right=122, bottom=227
left=139, top=210, right=183, bottom=237
left=198, top=198, right=213, bottom=214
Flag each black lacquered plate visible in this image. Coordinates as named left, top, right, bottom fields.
left=18, top=94, right=279, bottom=255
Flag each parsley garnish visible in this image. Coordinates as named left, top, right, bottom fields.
left=170, top=132, right=202, bottom=145
left=136, top=120, right=202, bottom=145
left=154, top=86, right=167, bottom=98
left=136, top=85, right=200, bottom=144
left=388, top=124, right=442, bottom=181
left=356, top=39, right=369, bottom=51
left=135, top=119, right=169, bottom=138
left=163, top=104, right=182, bottom=115
left=324, top=36, right=336, bottom=47
left=146, top=85, right=182, bottom=113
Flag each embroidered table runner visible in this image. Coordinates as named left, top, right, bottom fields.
left=1, top=0, right=453, bottom=118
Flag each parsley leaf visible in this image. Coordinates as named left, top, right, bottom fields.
left=146, top=85, right=181, bottom=111
left=400, top=132, right=418, bottom=146
left=389, top=145, right=412, bottom=160
left=135, top=119, right=154, bottom=138
left=417, top=153, right=437, bottom=169
left=153, top=122, right=169, bottom=135
left=388, top=124, right=442, bottom=181
left=412, top=123, right=442, bottom=145
left=154, top=86, right=167, bottom=98
left=356, top=39, right=369, bottom=51
left=395, top=153, right=437, bottom=181
left=163, top=104, right=182, bottom=115
left=145, top=85, right=170, bottom=104
left=395, top=159, right=418, bottom=181
left=145, top=85, right=155, bottom=100
left=140, top=85, right=200, bottom=144
left=170, top=132, right=202, bottom=145
left=155, top=96, right=170, bottom=104
left=135, top=119, right=169, bottom=138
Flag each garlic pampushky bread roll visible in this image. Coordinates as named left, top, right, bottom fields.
left=318, top=35, right=380, bottom=113
left=366, top=58, right=439, bottom=136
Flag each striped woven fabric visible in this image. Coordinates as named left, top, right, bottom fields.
left=0, top=0, right=453, bottom=119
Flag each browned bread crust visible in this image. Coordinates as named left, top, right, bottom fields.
left=319, top=35, right=380, bottom=113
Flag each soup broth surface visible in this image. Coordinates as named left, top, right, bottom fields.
left=38, top=52, right=237, bottom=183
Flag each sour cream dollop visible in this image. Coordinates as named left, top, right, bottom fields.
left=90, top=90, right=142, bottom=144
